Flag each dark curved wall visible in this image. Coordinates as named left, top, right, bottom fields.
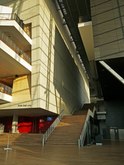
left=53, top=28, right=89, bottom=113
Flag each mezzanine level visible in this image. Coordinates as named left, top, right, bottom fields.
left=0, top=11, right=32, bottom=79
left=0, top=82, right=12, bottom=104
left=0, top=32, right=32, bottom=77
left=0, top=31, right=31, bottom=64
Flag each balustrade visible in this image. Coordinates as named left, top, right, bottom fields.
left=0, top=83, right=12, bottom=95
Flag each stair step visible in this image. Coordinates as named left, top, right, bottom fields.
left=46, top=113, right=87, bottom=146
left=0, top=133, right=42, bottom=146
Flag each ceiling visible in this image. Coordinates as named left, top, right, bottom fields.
left=54, top=0, right=92, bottom=80
left=0, top=108, right=57, bottom=117
left=78, top=21, right=94, bottom=61
left=54, top=0, right=124, bottom=101
left=57, top=0, right=91, bottom=23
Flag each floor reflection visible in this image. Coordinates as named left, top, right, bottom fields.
left=0, top=141, right=124, bottom=165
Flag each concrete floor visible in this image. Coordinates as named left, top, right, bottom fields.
left=0, top=141, right=124, bottom=165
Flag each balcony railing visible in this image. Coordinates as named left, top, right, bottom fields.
left=0, top=31, right=31, bottom=64
left=0, top=13, right=31, bottom=37
left=0, top=83, right=12, bottom=95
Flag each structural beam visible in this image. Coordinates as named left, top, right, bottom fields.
left=99, top=61, right=124, bottom=84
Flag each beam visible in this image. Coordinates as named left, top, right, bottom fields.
left=99, top=61, right=124, bottom=84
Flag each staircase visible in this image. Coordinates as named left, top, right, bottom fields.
left=0, top=133, right=42, bottom=147
left=0, top=105, right=95, bottom=147
left=45, top=114, right=87, bottom=145
left=0, top=133, right=19, bottom=146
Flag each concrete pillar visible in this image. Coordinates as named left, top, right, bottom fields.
left=12, top=114, right=18, bottom=133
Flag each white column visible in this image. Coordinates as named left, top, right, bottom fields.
left=12, top=114, right=18, bottom=133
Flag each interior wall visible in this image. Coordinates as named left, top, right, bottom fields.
left=90, top=0, right=124, bottom=60
left=0, top=0, right=90, bottom=114
left=91, top=0, right=124, bottom=139
left=105, top=101, right=124, bottom=129
left=102, top=100, right=124, bottom=139
left=54, top=28, right=90, bottom=114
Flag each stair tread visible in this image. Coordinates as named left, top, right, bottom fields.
left=0, top=133, right=42, bottom=146
left=46, top=114, right=87, bottom=145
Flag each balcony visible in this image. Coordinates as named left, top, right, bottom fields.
left=0, top=13, right=32, bottom=45
left=0, top=31, right=32, bottom=77
left=0, top=31, right=31, bottom=63
left=0, top=12, right=32, bottom=77
left=0, top=83, right=12, bottom=104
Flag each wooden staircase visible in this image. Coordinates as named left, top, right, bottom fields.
left=46, top=113, right=87, bottom=145
left=0, top=104, right=95, bottom=147
left=0, top=133, right=42, bottom=147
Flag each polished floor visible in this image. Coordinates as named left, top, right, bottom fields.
left=0, top=140, right=124, bottom=165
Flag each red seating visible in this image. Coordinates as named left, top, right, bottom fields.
left=18, top=122, right=32, bottom=133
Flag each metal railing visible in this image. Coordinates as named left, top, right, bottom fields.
left=0, top=31, right=31, bottom=64
left=78, top=115, right=89, bottom=148
left=78, top=106, right=96, bottom=148
left=0, top=83, right=12, bottom=95
left=0, top=13, right=31, bottom=37
left=0, top=13, right=24, bottom=29
left=42, top=110, right=64, bottom=147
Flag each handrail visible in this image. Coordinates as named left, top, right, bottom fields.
left=0, top=13, right=31, bottom=37
left=42, top=110, right=64, bottom=147
left=78, top=106, right=96, bottom=148
left=0, top=31, right=31, bottom=64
